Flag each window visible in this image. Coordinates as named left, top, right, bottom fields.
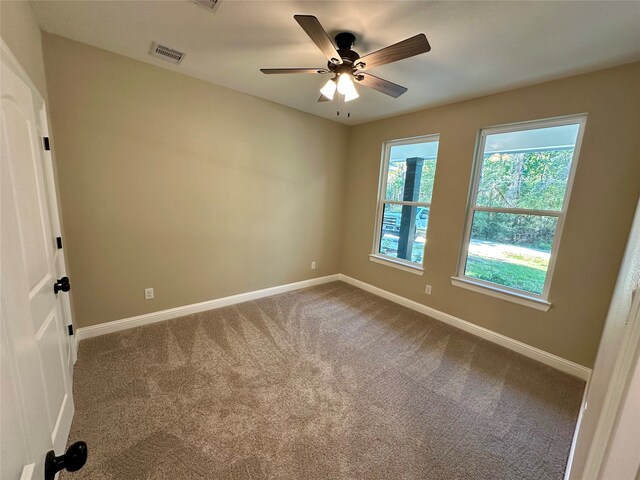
left=454, top=115, right=586, bottom=309
left=372, top=135, right=440, bottom=272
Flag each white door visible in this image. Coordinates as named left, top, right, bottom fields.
left=567, top=194, right=640, bottom=479
left=1, top=41, right=76, bottom=479
left=599, top=336, right=640, bottom=480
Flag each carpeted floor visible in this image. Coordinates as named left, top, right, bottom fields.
left=66, top=281, right=584, bottom=479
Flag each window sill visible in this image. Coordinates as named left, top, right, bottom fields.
left=450, top=276, right=551, bottom=312
left=369, top=254, right=424, bottom=276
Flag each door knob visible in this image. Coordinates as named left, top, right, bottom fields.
left=53, top=276, right=71, bottom=294
left=44, top=441, right=87, bottom=480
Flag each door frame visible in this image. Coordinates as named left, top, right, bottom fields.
left=36, top=79, right=78, bottom=368
left=582, top=276, right=640, bottom=477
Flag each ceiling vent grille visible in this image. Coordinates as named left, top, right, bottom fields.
left=149, top=42, right=185, bottom=64
left=193, top=0, right=218, bottom=9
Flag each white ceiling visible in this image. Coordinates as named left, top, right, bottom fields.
left=31, top=0, right=640, bottom=125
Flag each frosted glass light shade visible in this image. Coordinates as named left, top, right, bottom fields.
left=320, top=79, right=337, bottom=100
left=337, top=74, right=359, bottom=102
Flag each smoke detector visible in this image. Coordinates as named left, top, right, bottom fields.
left=149, top=42, right=185, bottom=65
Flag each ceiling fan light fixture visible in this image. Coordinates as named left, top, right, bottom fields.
left=337, top=74, right=359, bottom=102
left=336, top=73, right=352, bottom=94
left=320, top=78, right=337, bottom=100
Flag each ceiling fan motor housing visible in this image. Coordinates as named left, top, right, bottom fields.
left=335, top=32, right=356, bottom=50
left=329, top=32, right=362, bottom=75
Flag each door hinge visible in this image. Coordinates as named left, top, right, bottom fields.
left=56, top=236, right=63, bottom=249
left=43, top=137, right=51, bottom=151
left=68, top=324, right=74, bottom=336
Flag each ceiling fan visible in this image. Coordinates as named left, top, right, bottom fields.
left=261, top=15, right=431, bottom=104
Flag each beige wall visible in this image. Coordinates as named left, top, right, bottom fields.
left=42, top=34, right=349, bottom=328
left=41, top=29, right=639, bottom=367
left=341, top=62, right=640, bottom=368
left=0, top=1, right=48, bottom=98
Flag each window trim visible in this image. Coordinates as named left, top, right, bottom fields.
left=455, top=114, right=587, bottom=304
left=450, top=276, right=552, bottom=311
left=369, top=254, right=425, bottom=275
left=371, top=134, right=440, bottom=271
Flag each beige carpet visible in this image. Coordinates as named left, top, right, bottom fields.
left=66, top=281, right=584, bottom=479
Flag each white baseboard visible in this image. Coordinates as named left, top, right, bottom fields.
left=76, top=274, right=340, bottom=343
left=75, top=272, right=590, bottom=380
left=338, top=274, right=592, bottom=381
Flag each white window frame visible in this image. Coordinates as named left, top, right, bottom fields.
left=452, top=114, right=587, bottom=311
left=370, top=134, right=440, bottom=275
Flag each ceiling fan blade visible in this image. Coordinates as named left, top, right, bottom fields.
left=317, top=94, right=330, bottom=102
left=260, top=68, right=329, bottom=74
left=356, top=34, right=430, bottom=71
left=356, top=73, right=408, bottom=98
left=294, top=15, right=342, bottom=64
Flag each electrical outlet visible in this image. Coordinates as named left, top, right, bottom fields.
left=145, top=288, right=154, bottom=300
left=424, top=284, right=432, bottom=295
left=311, top=261, right=316, bottom=270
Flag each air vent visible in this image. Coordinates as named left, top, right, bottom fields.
left=149, top=42, right=185, bottom=64
left=193, top=0, right=218, bottom=9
